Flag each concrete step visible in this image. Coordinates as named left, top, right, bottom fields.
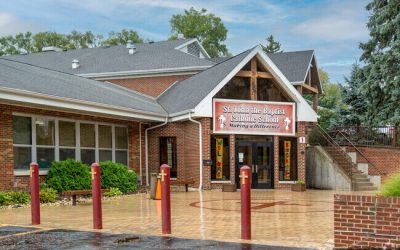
left=353, top=186, right=378, bottom=191
left=353, top=182, right=374, bottom=187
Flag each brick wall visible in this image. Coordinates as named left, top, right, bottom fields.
left=334, top=194, right=400, bottom=248
left=346, top=146, right=400, bottom=182
left=106, top=74, right=190, bottom=97
left=0, top=103, right=141, bottom=191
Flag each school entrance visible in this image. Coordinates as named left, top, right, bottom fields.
left=235, top=138, right=274, bottom=189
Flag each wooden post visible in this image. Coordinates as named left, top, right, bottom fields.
left=313, top=93, right=318, bottom=112
left=250, top=58, right=257, bottom=100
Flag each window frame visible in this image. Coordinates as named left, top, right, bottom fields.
left=12, top=113, right=129, bottom=176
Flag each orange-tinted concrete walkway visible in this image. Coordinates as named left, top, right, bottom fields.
left=0, top=189, right=372, bottom=249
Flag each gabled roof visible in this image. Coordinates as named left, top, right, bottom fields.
left=157, top=49, right=254, bottom=114
left=0, top=59, right=166, bottom=119
left=267, top=50, right=314, bottom=83
left=2, top=39, right=214, bottom=76
left=158, top=46, right=318, bottom=122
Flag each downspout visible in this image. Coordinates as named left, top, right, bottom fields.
left=139, top=122, right=142, bottom=184
left=145, top=117, right=168, bottom=186
left=188, top=112, right=203, bottom=191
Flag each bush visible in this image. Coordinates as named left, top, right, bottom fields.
left=100, top=161, right=137, bottom=193
left=8, top=191, right=30, bottom=204
left=0, top=192, right=9, bottom=206
left=380, top=173, right=400, bottom=196
left=47, top=159, right=91, bottom=193
left=40, top=187, right=58, bottom=203
left=104, top=187, right=123, bottom=197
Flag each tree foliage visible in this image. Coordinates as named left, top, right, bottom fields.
left=316, top=69, right=345, bottom=129
left=102, top=29, right=143, bottom=46
left=262, top=35, right=282, bottom=53
left=169, top=7, right=229, bottom=57
left=358, top=0, right=400, bottom=125
left=0, top=29, right=143, bottom=56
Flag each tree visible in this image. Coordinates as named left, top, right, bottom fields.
left=358, top=0, right=400, bottom=125
left=262, top=35, right=282, bottom=53
left=32, top=31, right=70, bottom=52
left=101, top=29, right=143, bottom=46
left=169, top=7, right=229, bottom=57
left=315, top=69, right=345, bottom=129
left=340, top=64, right=368, bottom=125
left=66, top=30, right=103, bottom=49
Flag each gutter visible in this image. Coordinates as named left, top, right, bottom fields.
left=188, top=112, right=203, bottom=191
left=77, top=66, right=211, bottom=79
left=144, top=117, right=168, bottom=185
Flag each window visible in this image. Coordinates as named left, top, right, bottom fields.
left=59, top=121, right=76, bottom=161
left=160, top=137, right=177, bottom=178
left=279, top=137, right=298, bottom=181
left=211, top=136, right=230, bottom=180
left=12, top=115, right=129, bottom=173
left=80, top=123, right=95, bottom=165
left=214, top=77, right=250, bottom=100
left=36, top=118, right=55, bottom=169
left=115, top=127, right=128, bottom=165
left=99, top=125, right=112, bottom=162
left=13, top=116, right=32, bottom=170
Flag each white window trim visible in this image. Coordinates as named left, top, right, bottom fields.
left=12, top=113, right=129, bottom=176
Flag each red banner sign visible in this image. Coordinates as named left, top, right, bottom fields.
left=213, top=99, right=295, bottom=135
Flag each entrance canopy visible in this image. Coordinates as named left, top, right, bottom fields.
left=157, top=46, right=318, bottom=122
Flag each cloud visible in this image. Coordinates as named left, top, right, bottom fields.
left=293, top=1, right=369, bottom=41
left=0, top=12, right=41, bottom=36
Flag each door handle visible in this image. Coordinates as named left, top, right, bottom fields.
left=251, top=165, right=254, bottom=173
left=256, top=165, right=258, bottom=173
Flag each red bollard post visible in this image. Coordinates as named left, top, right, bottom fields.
left=30, top=162, right=40, bottom=225
left=160, top=164, right=171, bottom=234
left=91, top=163, right=102, bottom=229
left=240, top=165, right=251, bottom=240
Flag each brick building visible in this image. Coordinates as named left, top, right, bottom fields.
left=0, top=38, right=321, bottom=190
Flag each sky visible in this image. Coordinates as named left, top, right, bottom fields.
left=0, top=0, right=371, bottom=83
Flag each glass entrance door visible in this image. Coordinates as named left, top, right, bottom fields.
left=236, top=141, right=273, bottom=189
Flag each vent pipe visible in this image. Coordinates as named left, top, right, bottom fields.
left=126, top=40, right=136, bottom=54
left=177, top=33, right=185, bottom=39
left=72, top=59, right=80, bottom=69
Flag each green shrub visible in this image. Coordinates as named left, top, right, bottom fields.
left=100, top=161, right=137, bottom=193
left=104, top=187, right=123, bottom=197
left=0, top=192, right=9, bottom=206
left=40, top=187, right=58, bottom=203
left=47, top=159, right=91, bottom=192
left=380, top=173, right=400, bottom=196
left=8, top=191, right=30, bottom=204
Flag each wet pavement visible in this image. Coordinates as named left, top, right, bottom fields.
left=0, top=226, right=311, bottom=249
left=0, top=189, right=371, bottom=249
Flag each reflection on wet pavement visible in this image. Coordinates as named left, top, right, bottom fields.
left=0, top=227, right=311, bottom=249
left=0, top=190, right=365, bottom=249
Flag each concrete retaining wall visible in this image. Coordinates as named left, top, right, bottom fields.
left=306, top=146, right=351, bottom=190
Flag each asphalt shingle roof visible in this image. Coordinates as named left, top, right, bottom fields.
left=158, top=49, right=254, bottom=114
left=0, top=59, right=166, bottom=115
left=2, top=39, right=214, bottom=75
left=267, top=50, right=314, bottom=83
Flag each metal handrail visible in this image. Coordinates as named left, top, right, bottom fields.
left=335, top=130, right=384, bottom=175
left=309, top=124, right=354, bottom=180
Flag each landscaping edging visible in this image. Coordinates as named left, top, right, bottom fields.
left=334, top=194, right=400, bottom=248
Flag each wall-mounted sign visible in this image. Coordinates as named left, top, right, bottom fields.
left=216, top=138, right=224, bottom=179
left=284, top=140, right=291, bottom=180
left=213, top=99, right=295, bottom=136
left=298, top=136, right=306, bottom=144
